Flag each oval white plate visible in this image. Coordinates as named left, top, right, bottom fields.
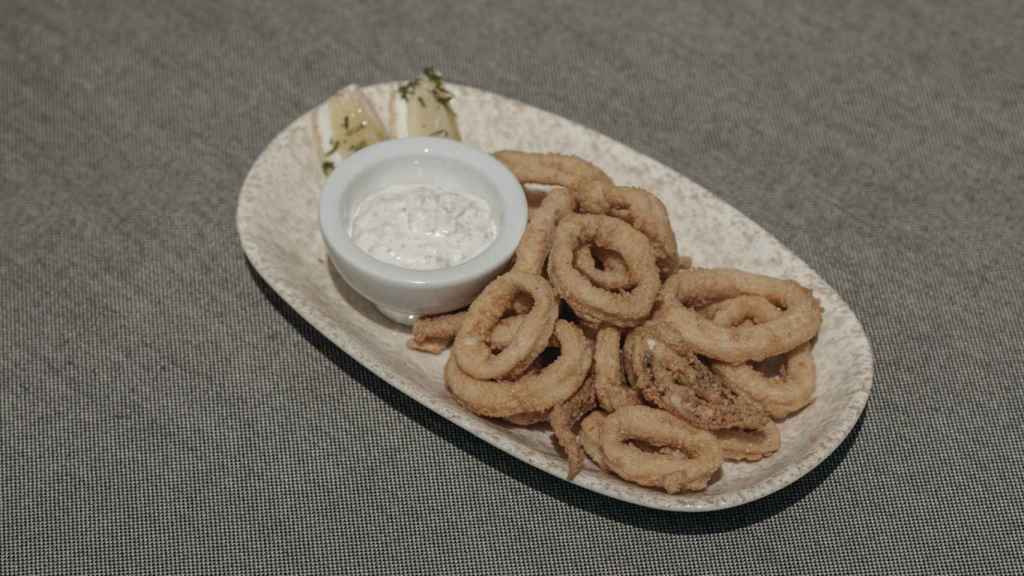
left=237, top=82, right=873, bottom=512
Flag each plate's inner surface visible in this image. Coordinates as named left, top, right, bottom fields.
left=237, top=83, right=873, bottom=511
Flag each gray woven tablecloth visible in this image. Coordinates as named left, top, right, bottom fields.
left=3, top=1, right=1023, bottom=573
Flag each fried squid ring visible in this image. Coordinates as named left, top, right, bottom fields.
left=600, top=406, right=723, bottom=493
left=495, top=151, right=679, bottom=276
left=713, top=421, right=781, bottom=462
left=452, top=271, right=558, bottom=380
left=595, top=186, right=679, bottom=278
left=511, top=187, right=576, bottom=276
left=407, top=312, right=545, bottom=355
left=653, top=268, right=822, bottom=363
left=446, top=320, right=592, bottom=418
left=550, top=376, right=597, bottom=479
left=622, top=327, right=769, bottom=430
left=700, top=294, right=779, bottom=326
left=408, top=311, right=466, bottom=354
left=579, top=410, right=608, bottom=470
left=593, top=327, right=642, bottom=412
left=547, top=214, right=660, bottom=327
left=574, top=246, right=634, bottom=291
left=493, top=151, right=612, bottom=214
left=704, top=295, right=816, bottom=419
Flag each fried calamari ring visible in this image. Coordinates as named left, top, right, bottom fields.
left=713, top=421, right=781, bottom=462
left=446, top=320, right=592, bottom=418
left=408, top=311, right=466, bottom=354
left=493, top=151, right=612, bottom=214
left=547, top=214, right=660, bottom=327
left=700, top=294, right=779, bottom=326
left=511, top=187, right=576, bottom=276
left=596, top=186, right=679, bottom=278
left=653, top=268, right=822, bottom=363
left=600, top=406, right=723, bottom=493
left=495, top=150, right=679, bottom=276
left=579, top=410, right=608, bottom=470
left=704, top=295, right=816, bottom=419
left=622, top=327, right=769, bottom=430
left=574, top=246, right=634, bottom=291
left=593, top=327, right=642, bottom=412
left=550, top=376, right=597, bottom=479
left=407, top=313, right=545, bottom=355
left=452, top=272, right=558, bottom=380
left=714, top=343, right=815, bottom=419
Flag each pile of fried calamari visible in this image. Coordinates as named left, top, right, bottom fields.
left=407, top=151, right=823, bottom=494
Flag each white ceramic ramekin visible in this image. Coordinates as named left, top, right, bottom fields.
left=319, top=137, right=526, bottom=326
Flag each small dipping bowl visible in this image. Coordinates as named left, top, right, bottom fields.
left=319, top=137, right=527, bottom=326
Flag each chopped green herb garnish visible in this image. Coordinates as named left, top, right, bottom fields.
left=401, top=67, right=455, bottom=111
left=429, top=129, right=448, bottom=138
left=424, top=66, right=443, bottom=84
left=343, top=116, right=349, bottom=131
left=322, top=161, right=334, bottom=175
left=350, top=141, right=368, bottom=152
left=325, top=139, right=340, bottom=156
left=417, top=96, right=426, bottom=107
left=398, top=78, right=419, bottom=100
left=422, top=66, right=454, bottom=111
left=434, top=88, right=453, bottom=105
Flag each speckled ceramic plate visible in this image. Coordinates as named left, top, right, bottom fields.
left=236, top=82, right=873, bottom=512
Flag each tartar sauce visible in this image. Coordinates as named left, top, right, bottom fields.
left=349, top=184, right=497, bottom=270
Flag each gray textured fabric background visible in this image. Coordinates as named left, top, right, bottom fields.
left=3, top=0, right=1023, bottom=574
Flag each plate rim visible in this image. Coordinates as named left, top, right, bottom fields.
left=236, top=81, right=874, bottom=512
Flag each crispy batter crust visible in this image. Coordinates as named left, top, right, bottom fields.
left=654, top=268, right=822, bottom=363
left=453, top=272, right=558, bottom=381
left=713, top=421, right=781, bottom=462
left=704, top=296, right=816, bottom=419
left=547, top=214, right=660, bottom=327
left=593, top=327, right=642, bottom=412
left=600, top=406, right=723, bottom=493
left=579, top=410, right=609, bottom=470
left=550, top=377, right=597, bottom=479
left=622, top=327, right=769, bottom=430
left=446, top=321, right=592, bottom=418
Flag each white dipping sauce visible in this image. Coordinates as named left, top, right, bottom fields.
left=349, top=184, right=497, bottom=270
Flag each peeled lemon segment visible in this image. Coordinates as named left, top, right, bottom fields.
left=310, top=85, right=390, bottom=177
left=389, top=68, right=461, bottom=140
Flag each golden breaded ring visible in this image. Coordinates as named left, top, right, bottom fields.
left=574, top=247, right=634, bottom=291
left=446, top=321, right=592, bottom=418
left=408, top=312, right=550, bottom=355
left=653, top=268, right=822, bottom=363
left=713, top=421, right=781, bottom=462
left=579, top=410, right=608, bottom=470
left=495, top=151, right=679, bottom=275
left=512, top=187, right=575, bottom=276
left=452, top=272, right=558, bottom=381
left=493, top=151, right=612, bottom=214
left=547, top=214, right=660, bottom=327
left=704, top=295, right=816, bottom=419
left=593, top=327, right=642, bottom=412
left=550, top=376, right=597, bottom=479
left=597, top=186, right=679, bottom=278
left=700, top=294, right=779, bottom=326
left=408, top=311, right=466, bottom=354
left=622, top=327, right=769, bottom=430
left=600, top=406, right=723, bottom=493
